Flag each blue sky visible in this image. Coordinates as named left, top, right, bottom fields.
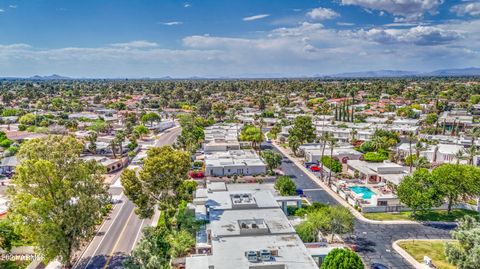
left=1, top=0, right=480, bottom=77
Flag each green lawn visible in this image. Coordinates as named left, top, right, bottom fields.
left=398, top=240, right=457, bottom=269
left=363, top=209, right=480, bottom=222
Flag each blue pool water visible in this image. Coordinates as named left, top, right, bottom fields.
left=349, top=186, right=375, bottom=199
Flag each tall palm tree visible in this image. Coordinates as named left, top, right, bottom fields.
left=87, top=131, right=98, bottom=154
left=466, top=145, right=478, bottom=165
left=350, top=129, right=358, bottom=144
left=455, top=149, right=466, bottom=165
left=407, top=132, right=417, bottom=173
left=414, top=141, right=427, bottom=158
left=327, top=137, right=338, bottom=186
left=319, top=132, right=332, bottom=181
left=468, top=126, right=480, bottom=147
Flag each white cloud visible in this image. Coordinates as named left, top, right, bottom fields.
left=160, top=21, right=183, bottom=26
left=184, top=3, right=191, bottom=8
left=0, top=9, right=4, bottom=12
left=451, top=2, right=480, bottom=16
left=0, top=20, right=479, bottom=78
left=341, top=0, right=444, bottom=21
left=109, top=40, right=159, bottom=48
left=337, top=22, right=355, bottom=26
left=9, top=5, right=17, bottom=8
left=243, top=14, right=270, bottom=21
left=307, top=7, right=340, bottom=20
left=357, top=25, right=463, bottom=45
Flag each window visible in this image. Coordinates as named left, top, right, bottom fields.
left=377, top=201, right=388, bottom=206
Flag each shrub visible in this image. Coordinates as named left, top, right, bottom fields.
left=275, top=176, right=297, bottom=196
left=321, top=156, right=342, bottom=173
left=320, top=248, right=364, bottom=269
left=363, top=152, right=388, bottom=162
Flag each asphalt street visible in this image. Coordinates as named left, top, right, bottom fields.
left=73, top=127, right=182, bottom=269
left=264, top=143, right=455, bottom=269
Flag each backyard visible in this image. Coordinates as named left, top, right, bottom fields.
left=397, top=240, right=457, bottom=269
left=364, top=209, right=480, bottom=222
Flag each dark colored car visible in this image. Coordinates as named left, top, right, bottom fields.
left=295, top=189, right=305, bottom=197
left=371, top=263, right=389, bottom=269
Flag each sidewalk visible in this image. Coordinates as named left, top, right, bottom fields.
left=272, top=141, right=440, bottom=225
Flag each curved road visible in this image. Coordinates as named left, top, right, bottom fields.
left=73, top=127, right=182, bottom=269
left=264, top=143, right=454, bottom=269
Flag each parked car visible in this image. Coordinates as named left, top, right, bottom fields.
left=304, top=162, right=317, bottom=168
left=295, top=189, right=305, bottom=197
left=310, top=165, right=321, bottom=172
left=371, top=263, right=389, bottom=269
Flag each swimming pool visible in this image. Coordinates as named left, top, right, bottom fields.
left=349, top=186, right=375, bottom=199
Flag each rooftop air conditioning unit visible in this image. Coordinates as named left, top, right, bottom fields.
left=259, top=250, right=271, bottom=261
left=245, top=251, right=258, bottom=262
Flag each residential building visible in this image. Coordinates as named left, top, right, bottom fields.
left=204, top=150, right=266, bottom=177
left=185, top=183, right=320, bottom=269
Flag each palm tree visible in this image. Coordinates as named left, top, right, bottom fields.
left=468, top=126, right=480, bottom=147
left=414, top=141, right=427, bottom=158
left=466, top=145, right=478, bottom=165
left=327, top=137, right=338, bottom=186
left=407, top=132, right=417, bottom=173
left=110, top=139, right=118, bottom=159
left=319, top=132, right=332, bottom=181
left=87, top=131, right=98, bottom=154
left=350, top=129, right=358, bottom=144
left=432, top=144, right=439, bottom=163
left=455, top=149, right=466, bottom=165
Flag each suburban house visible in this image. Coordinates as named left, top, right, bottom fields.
left=204, top=150, right=267, bottom=177
left=203, top=123, right=242, bottom=153
left=304, top=147, right=363, bottom=164
left=346, top=160, right=409, bottom=186
left=396, top=143, right=466, bottom=164
left=80, top=156, right=128, bottom=173
left=185, top=183, right=322, bottom=269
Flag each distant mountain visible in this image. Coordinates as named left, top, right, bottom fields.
left=29, top=74, right=72, bottom=80
left=424, top=67, right=480, bottom=77
left=325, top=70, right=419, bottom=78
left=325, top=67, right=480, bottom=78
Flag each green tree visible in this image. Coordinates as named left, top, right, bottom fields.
left=288, top=116, right=316, bottom=144
left=288, top=135, right=301, bottom=156
left=239, top=124, right=263, bottom=150
left=261, top=150, right=282, bottom=173
left=133, top=125, right=149, bottom=139
left=141, top=112, right=161, bottom=126
left=446, top=216, right=480, bottom=269
left=121, top=146, right=191, bottom=218
left=86, top=131, right=97, bottom=154
left=211, top=102, right=227, bottom=120
left=274, top=176, right=297, bottom=196
left=167, top=230, right=195, bottom=259
left=18, top=113, right=36, bottom=125
left=432, top=164, right=480, bottom=214
left=320, top=248, right=364, bottom=269
left=123, top=227, right=171, bottom=269
left=0, top=219, right=22, bottom=252
left=397, top=168, right=442, bottom=216
left=8, top=136, right=109, bottom=267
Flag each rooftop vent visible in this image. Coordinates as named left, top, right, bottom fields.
left=231, top=193, right=257, bottom=209
left=245, top=251, right=258, bottom=262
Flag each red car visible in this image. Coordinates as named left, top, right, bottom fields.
left=188, top=171, right=205, bottom=179
left=310, top=165, right=321, bottom=172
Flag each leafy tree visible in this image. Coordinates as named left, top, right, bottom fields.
left=7, top=136, right=109, bottom=267
left=0, top=219, right=22, bottom=252
left=445, top=216, right=480, bottom=269
left=432, top=164, right=480, bottom=214
left=288, top=135, right=300, bottom=156
left=274, top=175, right=297, bottom=196
left=195, top=99, right=212, bottom=117
left=261, top=150, right=282, bottom=173
left=425, top=113, right=439, bottom=125
left=133, top=125, right=149, bottom=139
left=123, top=227, right=172, bottom=269
left=358, top=141, right=375, bottom=153
left=121, top=146, right=191, bottom=218
left=141, top=112, right=161, bottom=126
left=18, top=113, right=36, bottom=125
left=239, top=124, right=263, bottom=150
left=288, top=116, right=315, bottom=144
left=86, top=131, right=97, bottom=154
left=88, top=120, right=108, bottom=133
left=211, top=102, right=227, bottom=120
left=320, top=248, right=364, bottom=269
left=397, top=168, right=442, bottom=216
left=269, top=123, right=281, bottom=139
left=167, top=230, right=195, bottom=259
